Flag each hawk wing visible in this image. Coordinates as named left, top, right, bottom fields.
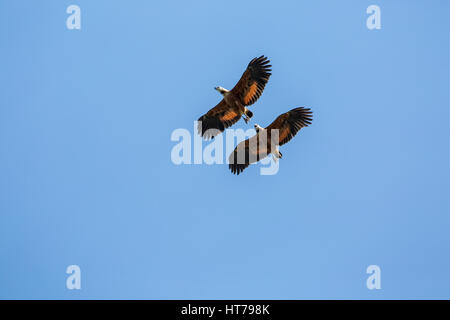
left=266, top=107, right=313, bottom=146
left=230, top=56, right=272, bottom=106
left=228, top=134, right=271, bottom=175
left=197, top=100, right=241, bottom=140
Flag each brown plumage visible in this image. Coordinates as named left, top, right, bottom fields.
left=228, top=107, right=313, bottom=175
left=198, top=56, right=272, bottom=139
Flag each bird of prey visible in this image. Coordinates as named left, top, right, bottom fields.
left=228, top=107, right=312, bottom=175
left=197, top=56, right=272, bottom=139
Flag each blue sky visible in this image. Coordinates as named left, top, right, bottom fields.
left=1, top=0, right=450, bottom=299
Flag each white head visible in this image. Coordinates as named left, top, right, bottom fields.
left=254, top=124, right=264, bottom=133
left=214, top=86, right=229, bottom=96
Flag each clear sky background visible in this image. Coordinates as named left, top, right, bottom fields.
left=1, top=0, right=449, bottom=299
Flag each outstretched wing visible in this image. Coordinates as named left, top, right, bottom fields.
left=230, top=56, right=272, bottom=106
left=197, top=100, right=241, bottom=139
left=266, top=107, right=313, bottom=146
left=228, top=134, right=270, bottom=175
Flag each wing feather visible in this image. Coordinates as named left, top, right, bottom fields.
left=230, top=56, right=272, bottom=106
left=266, top=107, right=313, bottom=146
left=228, top=134, right=270, bottom=175
left=197, top=100, right=241, bottom=139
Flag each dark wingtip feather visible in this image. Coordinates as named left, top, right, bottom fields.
left=197, top=114, right=224, bottom=140
left=228, top=150, right=250, bottom=175
left=289, top=107, right=313, bottom=127
left=229, top=163, right=246, bottom=175
left=244, top=56, right=272, bottom=105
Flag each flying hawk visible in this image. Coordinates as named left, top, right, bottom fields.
left=197, top=56, right=272, bottom=139
left=228, top=107, right=313, bottom=175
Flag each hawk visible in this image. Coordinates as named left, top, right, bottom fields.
left=198, top=56, right=272, bottom=139
left=228, top=107, right=313, bottom=175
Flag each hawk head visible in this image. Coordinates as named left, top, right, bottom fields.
left=214, top=86, right=229, bottom=96
left=254, top=124, right=263, bottom=133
